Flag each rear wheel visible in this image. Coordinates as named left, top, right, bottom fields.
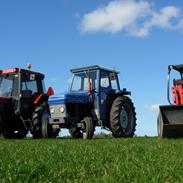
left=110, top=96, right=136, bottom=137
left=82, top=117, right=94, bottom=140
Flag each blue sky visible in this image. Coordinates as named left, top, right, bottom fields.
left=0, top=0, right=183, bottom=136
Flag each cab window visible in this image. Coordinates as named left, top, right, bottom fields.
left=100, top=71, right=110, bottom=89
left=21, top=73, right=43, bottom=95
left=110, top=72, right=119, bottom=90
left=0, top=74, right=18, bottom=97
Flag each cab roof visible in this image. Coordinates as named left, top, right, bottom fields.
left=71, top=65, right=119, bottom=74
left=0, top=68, right=44, bottom=77
left=171, top=65, right=183, bottom=73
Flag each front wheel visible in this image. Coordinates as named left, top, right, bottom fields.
left=31, top=104, right=46, bottom=138
left=82, top=117, right=94, bottom=140
left=41, top=109, right=59, bottom=138
left=110, top=96, right=136, bottom=137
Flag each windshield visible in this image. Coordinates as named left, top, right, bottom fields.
left=70, top=71, right=97, bottom=92
left=0, top=74, right=18, bottom=97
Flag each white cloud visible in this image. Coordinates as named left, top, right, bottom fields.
left=145, top=104, right=160, bottom=112
left=80, top=0, right=183, bottom=37
left=80, top=0, right=151, bottom=34
left=151, top=7, right=181, bottom=29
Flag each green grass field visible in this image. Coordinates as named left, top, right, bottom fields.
left=0, top=137, right=183, bottom=183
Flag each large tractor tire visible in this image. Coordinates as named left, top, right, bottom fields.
left=110, top=96, right=136, bottom=137
left=82, top=117, right=94, bottom=140
left=32, top=103, right=59, bottom=138
left=69, top=127, right=83, bottom=138
left=2, top=130, right=27, bottom=139
left=31, top=103, right=48, bottom=138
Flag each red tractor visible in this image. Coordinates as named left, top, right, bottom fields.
left=158, top=65, right=183, bottom=138
left=0, top=65, right=58, bottom=139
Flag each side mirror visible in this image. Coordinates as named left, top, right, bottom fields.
left=47, top=87, right=54, bottom=96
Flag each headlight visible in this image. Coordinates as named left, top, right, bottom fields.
left=50, top=107, right=55, bottom=114
left=59, top=106, right=65, bottom=113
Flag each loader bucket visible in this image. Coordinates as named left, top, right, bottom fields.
left=158, top=105, right=183, bottom=138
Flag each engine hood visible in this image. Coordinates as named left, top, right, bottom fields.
left=48, top=91, right=89, bottom=105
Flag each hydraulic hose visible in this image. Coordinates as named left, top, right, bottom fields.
left=167, top=65, right=172, bottom=105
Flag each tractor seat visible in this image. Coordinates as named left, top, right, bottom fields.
left=173, top=79, right=183, bottom=86
left=22, top=90, right=32, bottom=98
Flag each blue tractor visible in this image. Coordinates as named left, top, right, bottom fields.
left=48, top=66, right=136, bottom=139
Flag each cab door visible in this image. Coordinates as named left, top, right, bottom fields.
left=99, top=71, right=112, bottom=120
left=20, top=73, right=39, bottom=116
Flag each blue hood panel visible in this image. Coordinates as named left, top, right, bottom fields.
left=48, top=91, right=89, bottom=105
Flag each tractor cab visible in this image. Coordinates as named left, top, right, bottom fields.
left=70, top=65, right=120, bottom=92
left=0, top=68, right=46, bottom=116
left=0, top=68, right=45, bottom=96
left=70, top=66, right=123, bottom=120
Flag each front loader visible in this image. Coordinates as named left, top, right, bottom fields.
left=158, top=65, right=183, bottom=138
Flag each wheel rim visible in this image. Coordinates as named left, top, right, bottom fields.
left=120, top=108, right=128, bottom=129
left=82, top=121, right=87, bottom=139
